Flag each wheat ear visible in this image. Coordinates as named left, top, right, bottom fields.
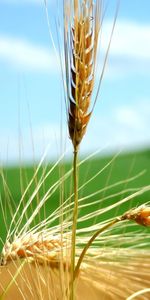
left=66, top=1, right=100, bottom=148
left=64, top=1, right=101, bottom=298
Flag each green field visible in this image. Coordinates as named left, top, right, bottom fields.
left=0, top=149, right=150, bottom=250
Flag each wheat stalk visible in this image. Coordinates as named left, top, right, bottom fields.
left=63, top=1, right=119, bottom=297
left=63, top=1, right=102, bottom=297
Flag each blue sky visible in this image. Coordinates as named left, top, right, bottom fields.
left=0, top=0, right=150, bottom=164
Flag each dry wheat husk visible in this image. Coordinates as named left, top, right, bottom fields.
left=0, top=233, right=150, bottom=300
left=0, top=249, right=150, bottom=300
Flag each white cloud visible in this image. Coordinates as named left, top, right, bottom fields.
left=98, top=21, right=150, bottom=79
left=3, top=0, right=42, bottom=4
left=0, top=20, right=150, bottom=77
left=0, top=36, right=57, bottom=72
left=102, top=21, right=150, bottom=60
left=116, top=107, right=143, bottom=130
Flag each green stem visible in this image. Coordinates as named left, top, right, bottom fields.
left=74, top=217, right=122, bottom=280
left=70, top=147, right=78, bottom=300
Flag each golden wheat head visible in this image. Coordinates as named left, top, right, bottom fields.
left=64, top=0, right=100, bottom=149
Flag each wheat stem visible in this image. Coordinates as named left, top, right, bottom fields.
left=74, top=205, right=150, bottom=280
left=70, top=146, right=78, bottom=300
left=74, top=217, right=121, bottom=280
left=127, top=288, right=150, bottom=300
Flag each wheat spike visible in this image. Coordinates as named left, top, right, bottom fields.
left=64, top=0, right=100, bottom=149
left=1, top=233, right=64, bottom=267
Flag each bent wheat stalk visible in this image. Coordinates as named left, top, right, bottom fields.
left=74, top=205, right=150, bottom=279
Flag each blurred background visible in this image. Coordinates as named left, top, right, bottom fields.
left=0, top=0, right=150, bottom=164
left=0, top=0, right=150, bottom=249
